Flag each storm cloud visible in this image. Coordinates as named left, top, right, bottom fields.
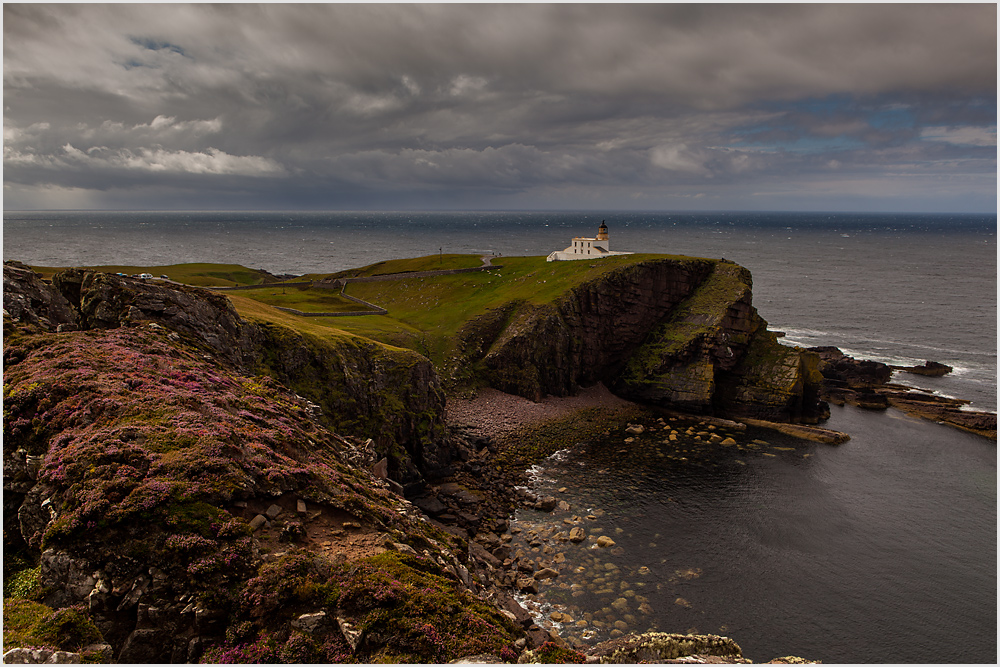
left=3, top=4, right=996, bottom=211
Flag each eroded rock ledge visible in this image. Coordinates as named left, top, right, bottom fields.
left=809, top=346, right=996, bottom=439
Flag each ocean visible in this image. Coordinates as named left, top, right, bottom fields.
left=3, top=210, right=996, bottom=662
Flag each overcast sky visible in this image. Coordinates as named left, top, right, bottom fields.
left=3, top=3, right=996, bottom=212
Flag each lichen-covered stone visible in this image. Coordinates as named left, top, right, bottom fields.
left=587, top=632, right=744, bottom=664
left=2, top=647, right=82, bottom=664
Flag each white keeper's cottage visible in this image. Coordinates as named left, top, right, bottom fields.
left=546, top=221, right=633, bottom=262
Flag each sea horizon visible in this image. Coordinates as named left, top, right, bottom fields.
left=5, top=207, right=998, bottom=216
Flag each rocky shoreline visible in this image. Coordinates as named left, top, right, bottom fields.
left=412, top=352, right=994, bottom=660
left=403, top=392, right=828, bottom=663
left=808, top=346, right=996, bottom=439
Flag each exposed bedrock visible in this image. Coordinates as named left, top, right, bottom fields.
left=808, top=345, right=996, bottom=438
left=465, top=259, right=827, bottom=423
left=2, top=261, right=78, bottom=331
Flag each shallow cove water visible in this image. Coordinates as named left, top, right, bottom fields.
left=509, top=405, right=996, bottom=663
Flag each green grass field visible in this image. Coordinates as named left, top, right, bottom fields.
left=229, top=285, right=372, bottom=313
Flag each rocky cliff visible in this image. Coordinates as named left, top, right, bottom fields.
left=461, top=259, right=826, bottom=423
left=3, top=263, right=520, bottom=663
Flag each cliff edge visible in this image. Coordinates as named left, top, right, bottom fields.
left=454, top=258, right=826, bottom=423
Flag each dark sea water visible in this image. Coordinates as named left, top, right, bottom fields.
left=4, top=210, right=996, bottom=662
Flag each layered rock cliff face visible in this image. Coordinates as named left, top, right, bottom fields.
left=461, top=259, right=826, bottom=423
left=251, top=322, right=450, bottom=484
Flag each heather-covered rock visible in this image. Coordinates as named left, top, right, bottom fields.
left=3, top=316, right=523, bottom=662
left=6, top=267, right=457, bottom=485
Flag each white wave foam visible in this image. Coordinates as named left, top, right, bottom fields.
left=773, top=327, right=996, bottom=362
left=546, top=448, right=572, bottom=463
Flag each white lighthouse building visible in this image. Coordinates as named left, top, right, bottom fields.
left=546, top=221, right=633, bottom=262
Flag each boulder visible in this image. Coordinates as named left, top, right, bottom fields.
left=291, top=611, right=328, bottom=634
left=892, top=360, right=953, bottom=377
left=3, top=262, right=78, bottom=331
left=517, top=577, right=539, bottom=594
left=534, top=496, right=558, bottom=512
left=2, top=648, right=82, bottom=664
left=413, top=495, right=448, bottom=516
left=118, top=628, right=169, bottom=663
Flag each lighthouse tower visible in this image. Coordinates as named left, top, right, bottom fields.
left=596, top=221, right=609, bottom=244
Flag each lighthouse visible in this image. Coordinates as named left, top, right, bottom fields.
left=546, top=221, right=632, bottom=261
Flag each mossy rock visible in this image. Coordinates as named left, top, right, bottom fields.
left=3, top=599, right=104, bottom=652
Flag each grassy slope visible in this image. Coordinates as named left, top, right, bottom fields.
left=227, top=295, right=422, bottom=346
left=228, top=286, right=367, bottom=313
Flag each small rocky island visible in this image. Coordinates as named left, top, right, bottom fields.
left=3, top=257, right=992, bottom=663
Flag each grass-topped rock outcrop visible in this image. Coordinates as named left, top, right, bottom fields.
left=613, top=262, right=826, bottom=422
left=315, top=254, right=825, bottom=423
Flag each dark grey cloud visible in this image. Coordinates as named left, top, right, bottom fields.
left=3, top=3, right=996, bottom=212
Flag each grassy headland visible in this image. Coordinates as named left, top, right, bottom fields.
left=231, top=253, right=708, bottom=384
